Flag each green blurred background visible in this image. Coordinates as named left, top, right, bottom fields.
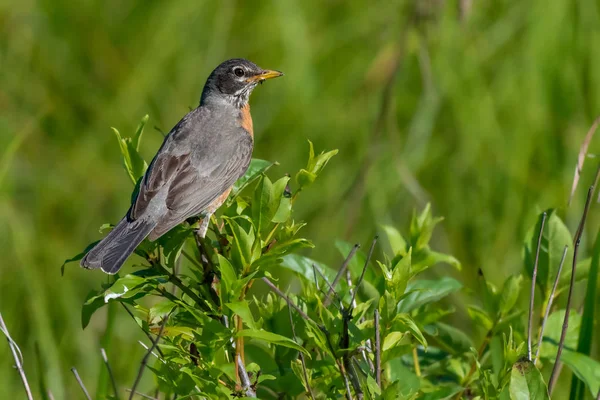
left=2, top=0, right=600, bottom=398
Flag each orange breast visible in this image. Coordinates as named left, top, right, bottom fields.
left=239, top=104, right=254, bottom=138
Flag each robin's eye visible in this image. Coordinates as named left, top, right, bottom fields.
left=233, top=67, right=245, bottom=77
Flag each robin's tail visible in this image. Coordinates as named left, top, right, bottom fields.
left=81, top=217, right=156, bottom=274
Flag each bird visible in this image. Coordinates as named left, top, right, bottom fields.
left=81, top=58, right=283, bottom=274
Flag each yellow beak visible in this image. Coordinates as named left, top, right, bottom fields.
left=246, top=69, right=284, bottom=83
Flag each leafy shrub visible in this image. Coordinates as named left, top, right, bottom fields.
left=62, top=116, right=599, bottom=399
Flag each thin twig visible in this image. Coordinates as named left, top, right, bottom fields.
left=137, top=341, right=164, bottom=363
left=263, top=277, right=351, bottom=397
left=236, top=354, right=256, bottom=397
left=349, top=237, right=378, bottom=308
left=343, top=355, right=363, bottom=400
left=324, top=244, right=360, bottom=307
left=569, top=116, right=600, bottom=205
left=101, top=348, right=120, bottom=399
left=346, top=269, right=374, bottom=373
left=0, top=313, right=33, bottom=400
left=528, top=212, right=547, bottom=361
left=534, top=245, right=568, bottom=363
left=326, top=329, right=353, bottom=400
left=314, top=264, right=344, bottom=309
left=71, top=367, right=92, bottom=400
left=261, top=277, right=317, bottom=326
left=341, top=306, right=363, bottom=400
left=288, top=305, right=315, bottom=400
left=374, top=309, right=381, bottom=388
left=129, top=316, right=169, bottom=400
left=549, top=184, right=595, bottom=393
left=548, top=239, right=581, bottom=392
left=121, top=303, right=165, bottom=358
left=125, top=389, right=159, bottom=400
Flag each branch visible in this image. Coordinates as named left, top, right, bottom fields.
left=236, top=354, right=256, bottom=397
left=129, top=316, right=169, bottom=400
left=528, top=212, right=547, bottom=361
left=137, top=341, right=164, bottom=363
left=313, top=263, right=344, bottom=310
left=262, top=277, right=352, bottom=398
left=101, top=348, right=120, bottom=399
left=0, top=312, right=33, bottom=400
left=71, top=367, right=92, bottom=400
left=549, top=183, right=595, bottom=392
left=288, top=305, right=315, bottom=400
left=534, top=245, right=568, bottom=363
left=374, top=309, right=381, bottom=388
left=324, top=244, right=360, bottom=307
left=261, top=277, right=318, bottom=326
left=346, top=269, right=374, bottom=373
left=548, top=239, right=581, bottom=392
left=569, top=116, right=600, bottom=205
left=349, top=237, right=378, bottom=308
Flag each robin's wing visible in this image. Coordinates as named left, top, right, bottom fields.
left=129, top=111, right=253, bottom=236
left=155, top=136, right=252, bottom=231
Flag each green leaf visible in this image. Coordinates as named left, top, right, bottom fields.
left=411, top=247, right=462, bottom=274
left=280, top=254, right=336, bottom=282
left=538, top=309, right=581, bottom=359
left=509, top=359, right=549, bottom=400
left=392, top=314, right=427, bottom=348
left=386, top=358, right=421, bottom=397
left=382, top=331, right=408, bottom=352
left=571, top=227, right=600, bottom=399
left=558, top=257, right=590, bottom=294
left=217, top=254, right=237, bottom=297
left=236, top=329, right=310, bottom=356
left=389, top=248, right=411, bottom=298
left=397, top=277, right=462, bottom=313
left=157, top=225, right=192, bottom=269
left=310, top=148, right=338, bottom=176
left=499, top=274, right=523, bottom=317
left=224, top=218, right=255, bottom=271
left=252, top=175, right=276, bottom=235
left=295, top=168, right=316, bottom=188
left=424, top=322, right=474, bottom=354
left=561, top=349, right=600, bottom=398
left=230, top=159, right=275, bottom=199
left=524, top=210, right=572, bottom=295
left=132, top=114, right=149, bottom=151
left=112, top=124, right=148, bottom=185
left=148, top=299, right=176, bottom=324
left=61, top=240, right=100, bottom=275
left=467, top=305, right=494, bottom=331
left=381, top=224, right=408, bottom=256
left=271, top=176, right=292, bottom=223
left=226, top=301, right=259, bottom=330
left=409, top=204, right=443, bottom=250
left=81, top=290, right=106, bottom=329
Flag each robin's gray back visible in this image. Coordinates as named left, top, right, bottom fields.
left=129, top=103, right=253, bottom=239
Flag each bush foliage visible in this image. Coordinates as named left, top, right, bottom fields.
left=59, top=116, right=600, bottom=399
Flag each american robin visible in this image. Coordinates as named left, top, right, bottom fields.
left=81, top=58, right=283, bottom=274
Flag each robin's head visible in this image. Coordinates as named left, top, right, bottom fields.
left=200, top=58, right=283, bottom=108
